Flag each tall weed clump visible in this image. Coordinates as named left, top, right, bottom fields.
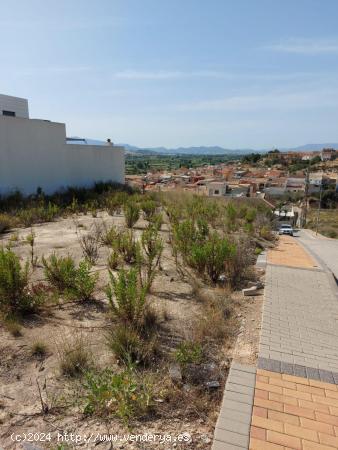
left=106, top=268, right=147, bottom=325
left=106, top=267, right=160, bottom=366
left=0, top=248, right=43, bottom=316
left=190, top=232, right=236, bottom=283
left=138, top=225, right=163, bottom=292
left=42, top=254, right=98, bottom=301
left=123, top=200, right=140, bottom=228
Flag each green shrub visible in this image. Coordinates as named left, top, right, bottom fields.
left=245, top=208, right=257, bottom=224
left=106, top=268, right=147, bottom=325
left=141, top=200, right=157, bottom=221
left=73, top=261, right=98, bottom=301
left=116, top=230, right=138, bottom=264
left=138, top=226, right=163, bottom=291
left=101, top=224, right=119, bottom=247
left=42, top=254, right=77, bottom=293
left=224, top=239, right=254, bottom=288
left=106, top=192, right=128, bottom=216
left=259, top=225, right=274, bottom=241
left=107, top=250, right=120, bottom=270
left=172, top=219, right=208, bottom=258
left=83, top=368, right=153, bottom=423
left=189, top=233, right=236, bottom=283
left=0, top=248, right=41, bottom=316
left=174, top=341, right=203, bottom=366
left=225, top=202, right=238, bottom=231
left=42, top=254, right=97, bottom=301
left=123, top=201, right=140, bottom=228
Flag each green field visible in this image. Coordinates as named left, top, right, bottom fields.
left=126, top=154, right=239, bottom=174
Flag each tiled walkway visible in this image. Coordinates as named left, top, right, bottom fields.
left=212, top=236, right=338, bottom=450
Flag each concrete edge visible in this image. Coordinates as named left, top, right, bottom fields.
left=212, top=362, right=256, bottom=450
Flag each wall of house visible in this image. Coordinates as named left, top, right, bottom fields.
left=0, top=94, right=29, bottom=118
left=0, top=115, right=125, bottom=195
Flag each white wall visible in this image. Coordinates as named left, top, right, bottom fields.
left=0, top=94, right=29, bottom=118
left=0, top=115, right=125, bottom=195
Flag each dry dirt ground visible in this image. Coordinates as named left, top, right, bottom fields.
left=0, top=212, right=264, bottom=450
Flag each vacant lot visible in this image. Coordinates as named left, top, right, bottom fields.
left=306, top=208, right=338, bottom=238
left=0, top=191, right=268, bottom=449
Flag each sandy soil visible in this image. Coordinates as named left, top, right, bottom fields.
left=0, top=212, right=264, bottom=449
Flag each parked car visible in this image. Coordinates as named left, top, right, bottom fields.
left=279, top=224, right=294, bottom=236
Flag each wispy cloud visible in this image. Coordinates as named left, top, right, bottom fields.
left=176, top=89, right=338, bottom=112
left=112, top=70, right=228, bottom=80
left=112, top=69, right=319, bottom=81
left=265, top=38, right=338, bottom=54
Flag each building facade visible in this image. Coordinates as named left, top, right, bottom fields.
left=0, top=94, right=125, bottom=195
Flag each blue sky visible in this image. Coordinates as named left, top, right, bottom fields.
left=2, top=0, right=338, bottom=149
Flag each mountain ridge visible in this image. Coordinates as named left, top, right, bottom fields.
left=78, top=139, right=338, bottom=155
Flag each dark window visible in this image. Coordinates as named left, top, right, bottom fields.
left=2, top=110, right=16, bottom=117
left=214, top=189, right=219, bottom=195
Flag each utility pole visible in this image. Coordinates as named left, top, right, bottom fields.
left=315, top=180, right=323, bottom=236
left=315, top=164, right=326, bottom=235
left=302, top=164, right=310, bottom=228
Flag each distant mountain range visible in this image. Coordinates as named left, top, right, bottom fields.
left=79, top=139, right=338, bottom=156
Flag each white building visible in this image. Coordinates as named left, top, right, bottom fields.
left=0, top=94, right=125, bottom=195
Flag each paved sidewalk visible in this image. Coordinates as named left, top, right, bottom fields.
left=267, top=235, right=318, bottom=269
left=212, top=235, right=338, bottom=450
left=297, top=230, right=338, bottom=280
left=260, top=264, right=338, bottom=374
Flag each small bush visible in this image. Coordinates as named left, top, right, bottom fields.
left=106, top=192, right=128, bottom=216
left=106, top=325, right=158, bottom=366
left=224, top=238, right=254, bottom=288
left=141, top=200, right=157, bottom=221
left=101, top=224, right=119, bottom=247
left=116, top=230, right=138, bottom=264
left=123, top=201, right=140, bottom=228
left=42, top=254, right=77, bottom=293
left=0, top=248, right=42, bottom=316
left=58, top=334, right=92, bottom=378
left=43, top=254, right=97, bottom=301
left=107, top=250, right=120, bottom=270
left=31, top=340, right=48, bottom=358
left=0, top=213, right=15, bottom=234
left=259, top=225, right=274, bottom=241
left=83, top=368, right=153, bottom=423
left=106, top=268, right=147, bottom=325
left=4, top=318, right=22, bottom=337
left=174, top=341, right=203, bottom=366
left=189, top=233, right=236, bottom=284
left=138, top=226, right=163, bottom=292
left=79, top=228, right=101, bottom=265
left=73, top=261, right=98, bottom=301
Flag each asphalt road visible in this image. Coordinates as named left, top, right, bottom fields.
left=296, top=229, right=338, bottom=280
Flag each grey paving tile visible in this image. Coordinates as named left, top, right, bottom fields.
left=226, top=382, right=255, bottom=396
left=220, top=398, right=253, bottom=416
left=215, top=417, right=250, bottom=435
left=293, top=364, right=307, bottom=378
left=223, top=390, right=253, bottom=405
left=306, top=366, right=320, bottom=380
left=212, top=440, right=246, bottom=450
left=218, top=408, right=252, bottom=424
left=214, top=428, right=249, bottom=448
